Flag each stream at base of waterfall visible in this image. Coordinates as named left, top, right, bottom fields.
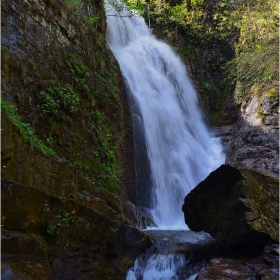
left=126, top=229, right=216, bottom=280
left=105, top=0, right=225, bottom=278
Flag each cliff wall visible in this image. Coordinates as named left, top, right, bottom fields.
left=1, top=0, right=151, bottom=278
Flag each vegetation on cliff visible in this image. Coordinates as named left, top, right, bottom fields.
left=1, top=0, right=152, bottom=278
left=224, top=0, right=278, bottom=104
left=123, top=0, right=278, bottom=124
left=1, top=0, right=135, bottom=196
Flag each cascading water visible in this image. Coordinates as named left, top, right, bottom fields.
left=104, top=1, right=224, bottom=227
left=105, top=1, right=225, bottom=278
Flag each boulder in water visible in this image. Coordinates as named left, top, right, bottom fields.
left=182, top=164, right=279, bottom=246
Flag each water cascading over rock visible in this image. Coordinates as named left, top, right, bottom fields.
left=105, top=0, right=225, bottom=228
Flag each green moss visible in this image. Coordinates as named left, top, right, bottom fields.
left=255, top=85, right=278, bottom=122
left=256, top=97, right=266, bottom=121
left=96, top=266, right=115, bottom=279
left=1, top=99, right=56, bottom=156
left=266, top=87, right=278, bottom=101
left=210, top=111, right=222, bottom=124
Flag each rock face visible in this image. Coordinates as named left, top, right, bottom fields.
left=1, top=0, right=137, bottom=201
left=1, top=0, right=153, bottom=278
left=182, top=164, right=279, bottom=246
left=1, top=180, right=152, bottom=279
left=1, top=112, right=152, bottom=279
left=216, top=91, right=279, bottom=180
left=1, top=117, right=148, bottom=229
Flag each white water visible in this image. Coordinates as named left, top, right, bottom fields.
left=127, top=254, right=186, bottom=280
left=105, top=1, right=225, bottom=228
left=125, top=229, right=210, bottom=279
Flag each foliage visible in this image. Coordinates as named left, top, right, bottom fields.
left=106, top=0, right=141, bottom=17
left=200, top=78, right=227, bottom=96
left=171, top=0, right=277, bottom=97
left=47, top=224, right=57, bottom=235
left=94, top=116, right=120, bottom=191
left=224, top=0, right=279, bottom=100
left=46, top=212, right=74, bottom=236
left=46, top=132, right=57, bottom=148
left=120, top=0, right=145, bottom=15
left=63, top=0, right=83, bottom=6
left=78, top=190, right=88, bottom=197
left=144, top=0, right=215, bottom=46
left=66, top=53, right=92, bottom=95
left=93, top=70, right=119, bottom=101
left=95, top=109, right=105, bottom=121
left=1, top=99, right=56, bottom=156
left=3, top=0, right=125, bottom=198
left=66, top=53, right=119, bottom=102
left=129, top=0, right=278, bottom=109
left=56, top=212, right=74, bottom=225
left=37, top=51, right=122, bottom=193
left=60, top=0, right=100, bottom=29
left=82, top=15, right=99, bottom=27
left=36, top=84, right=80, bottom=122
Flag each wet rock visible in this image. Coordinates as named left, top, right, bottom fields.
left=214, top=125, right=234, bottom=155
left=182, top=164, right=279, bottom=246
left=265, top=115, right=278, bottom=126
left=118, top=225, right=152, bottom=258
left=1, top=0, right=137, bottom=209
left=196, top=257, right=256, bottom=279
left=146, top=230, right=216, bottom=261
left=262, top=244, right=279, bottom=266
left=1, top=255, right=52, bottom=280
left=257, top=269, right=279, bottom=280
left=176, top=260, right=206, bottom=280
left=126, top=230, right=216, bottom=280
left=195, top=244, right=279, bottom=280
left=1, top=180, right=152, bottom=279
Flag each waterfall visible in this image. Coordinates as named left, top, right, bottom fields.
left=105, top=1, right=225, bottom=228
left=126, top=254, right=189, bottom=280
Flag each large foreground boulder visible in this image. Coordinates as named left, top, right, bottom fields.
left=182, top=164, right=279, bottom=246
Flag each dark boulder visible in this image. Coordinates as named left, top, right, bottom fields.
left=1, top=180, right=152, bottom=279
left=182, top=164, right=279, bottom=246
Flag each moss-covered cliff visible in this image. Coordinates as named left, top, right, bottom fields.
left=2, top=0, right=137, bottom=197
left=1, top=0, right=151, bottom=278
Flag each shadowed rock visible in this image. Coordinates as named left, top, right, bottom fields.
left=1, top=180, right=152, bottom=279
left=182, top=164, right=279, bottom=246
left=195, top=244, right=279, bottom=280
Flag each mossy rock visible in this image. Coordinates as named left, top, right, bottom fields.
left=1, top=180, right=152, bottom=279
left=182, top=164, right=279, bottom=246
